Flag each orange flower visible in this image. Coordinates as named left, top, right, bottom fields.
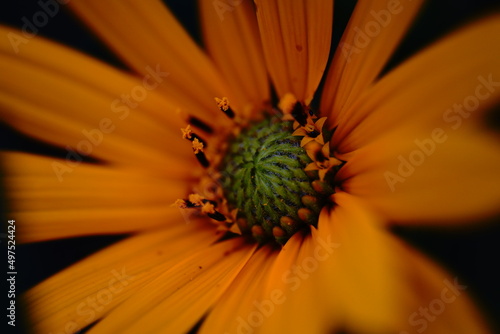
left=1, top=1, right=499, bottom=333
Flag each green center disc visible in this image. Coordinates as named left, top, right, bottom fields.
left=219, top=117, right=324, bottom=245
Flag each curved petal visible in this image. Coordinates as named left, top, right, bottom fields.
left=199, top=245, right=277, bottom=334
left=25, top=221, right=220, bottom=334
left=199, top=0, right=269, bottom=114
left=69, top=0, right=231, bottom=121
left=317, top=193, right=405, bottom=332
left=87, top=238, right=256, bottom=334
left=396, top=236, right=490, bottom=334
left=333, top=15, right=500, bottom=153
left=259, top=230, right=333, bottom=334
left=255, top=0, right=333, bottom=103
left=3, top=152, right=192, bottom=242
left=318, top=193, right=490, bottom=333
left=339, top=124, right=500, bottom=224
left=0, top=26, right=193, bottom=170
left=321, top=0, right=423, bottom=124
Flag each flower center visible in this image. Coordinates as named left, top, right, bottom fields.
left=175, top=96, right=343, bottom=246
left=220, top=117, right=323, bottom=244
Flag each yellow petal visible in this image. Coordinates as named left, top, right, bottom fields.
left=333, top=15, right=500, bottom=153
left=340, top=124, right=500, bottom=224
left=68, top=1, right=230, bottom=122
left=0, top=26, right=193, bottom=170
left=87, top=238, right=256, bottom=334
left=3, top=152, right=191, bottom=242
left=255, top=0, right=333, bottom=102
left=259, top=230, right=332, bottom=333
left=397, top=241, right=490, bottom=334
left=321, top=0, right=424, bottom=125
left=317, top=193, right=405, bottom=332
left=4, top=152, right=190, bottom=211
left=257, top=232, right=303, bottom=333
left=199, top=0, right=269, bottom=113
left=199, top=245, right=277, bottom=334
left=25, top=221, right=220, bottom=334
left=318, top=193, right=490, bottom=333
left=13, top=207, right=189, bottom=244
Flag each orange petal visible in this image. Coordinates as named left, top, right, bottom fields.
left=259, top=230, right=333, bottom=333
left=255, top=0, right=333, bottom=102
left=199, top=245, right=277, bottom=334
left=3, top=152, right=191, bottom=242
left=317, top=193, right=405, bottom=332
left=0, top=26, right=192, bottom=170
left=199, top=0, right=269, bottom=114
left=87, top=238, right=256, bottom=334
left=340, top=124, right=500, bottom=224
left=321, top=0, right=424, bottom=124
left=396, top=236, right=490, bottom=334
left=333, top=15, right=500, bottom=153
left=25, top=221, right=220, bottom=334
left=68, top=1, right=230, bottom=123
left=318, top=193, right=490, bottom=333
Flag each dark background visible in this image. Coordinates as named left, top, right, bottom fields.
left=1, top=0, right=500, bottom=333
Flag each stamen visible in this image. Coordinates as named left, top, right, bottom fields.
left=181, top=125, right=193, bottom=139
left=201, top=202, right=216, bottom=214
left=181, top=125, right=210, bottom=168
left=192, top=138, right=204, bottom=154
left=176, top=109, right=214, bottom=134
left=215, top=97, right=235, bottom=119
left=195, top=152, right=209, bottom=168
left=176, top=195, right=228, bottom=223
left=174, top=198, right=198, bottom=208
left=181, top=125, right=207, bottom=147
left=188, top=193, right=204, bottom=206
left=188, top=116, right=214, bottom=134
left=192, top=138, right=209, bottom=168
left=174, top=199, right=188, bottom=209
left=208, top=212, right=227, bottom=221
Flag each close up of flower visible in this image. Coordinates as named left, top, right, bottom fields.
left=1, top=0, right=500, bottom=333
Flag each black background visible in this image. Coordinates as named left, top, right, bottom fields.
left=1, top=0, right=500, bottom=333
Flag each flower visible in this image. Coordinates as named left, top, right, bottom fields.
left=1, top=0, right=500, bottom=333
